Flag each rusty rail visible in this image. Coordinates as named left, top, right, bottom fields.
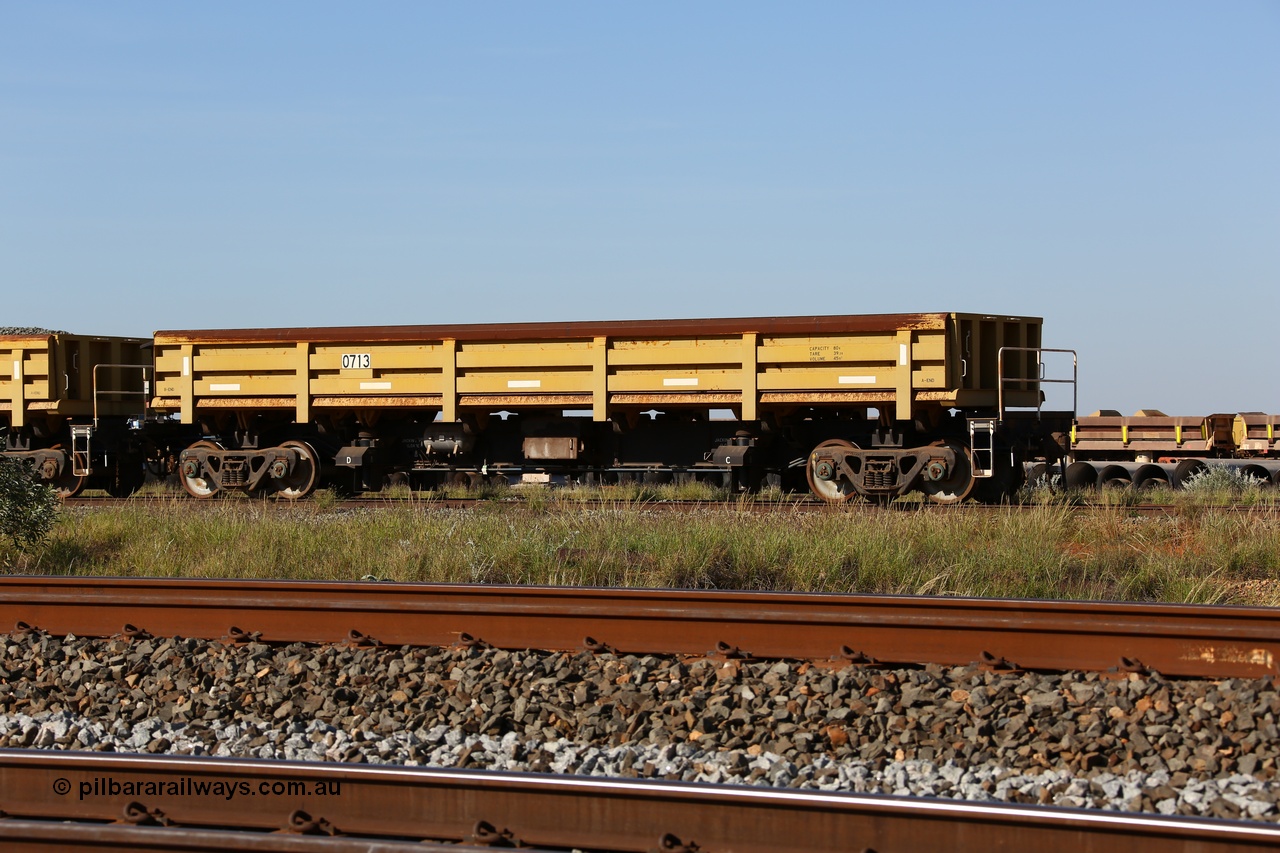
left=2, top=751, right=1277, bottom=852
left=1, top=578, right=1277, bottom=678
left=0, top=819, right=509, bottom=852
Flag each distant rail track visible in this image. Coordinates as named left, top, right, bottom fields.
left=2, top=578, right=1278, bottom=678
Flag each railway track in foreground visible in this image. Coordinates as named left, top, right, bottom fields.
left=2, top=578, right=1280, bottom=845
left=1, top=577, right=1278, bottom=678
left=3, top=580, right=1280, bottom=845
left=3, top=751, right=1278, bottom=852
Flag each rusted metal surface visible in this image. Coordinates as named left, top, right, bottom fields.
left=0, top=819, right=501, bottom=852
left=460, top=393, right=593, bottom=407
left=610, top=392, right=743, bottom=405
left=759, top=390, right=892, bottom=403
left=1, top=578, right=1278, bottom=678
left=1, top=751, right=1276, bottom=852
left=153, top=313, right=961, bottom=345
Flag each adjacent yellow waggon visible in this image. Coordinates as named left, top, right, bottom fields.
left=0, top=332, right=151, bottom=496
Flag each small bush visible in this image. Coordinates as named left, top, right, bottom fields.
left=0, top=458, right=61, bottom=552
left=1182, top=466, right=1266, bottom=495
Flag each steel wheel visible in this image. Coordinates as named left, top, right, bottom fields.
left=180, top=440, right=222, bottom=499
left=272, top=440, right=319, bottom=500
left=918, top=441, right=975, bottom=505
left=52, top=469, right=86, bottom=499
left=806, top=439, right=859, bottom=504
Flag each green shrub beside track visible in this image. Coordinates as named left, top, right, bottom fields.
left=0, top=458, right=59, bottom=556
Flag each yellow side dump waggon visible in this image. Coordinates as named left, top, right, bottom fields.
left=144, top=313, right=1061, bottom=503
left=150, top=313, right=1045, bottom=425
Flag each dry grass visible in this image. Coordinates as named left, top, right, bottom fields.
left=5, top=494, right=1279, bottom=606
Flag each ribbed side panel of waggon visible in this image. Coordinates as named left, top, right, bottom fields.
left=149, top=313, right=1043, bottom=425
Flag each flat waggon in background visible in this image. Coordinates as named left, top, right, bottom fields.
left=1065, top=410, right=1280, bottom=489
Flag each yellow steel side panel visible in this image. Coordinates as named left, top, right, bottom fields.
left=911, top=335, right=947, bottom=363
left=608, top=342, right=744, bottom=367
left=756, top=335, right=945, bottom=366
left=0, top=352, right=50, bottom=379
left=457, top=345, right=595, bottom=369
left=177, top=341, right=306, bottom=418
left=5, top=346, right=51, bottom=426
left=894, top=329, right=912, bottom=418
left=310, top=373, right=444, bottom=396
left=911, top=366, right=947, bottom=387
left=154, top=351, right=188, bottom=373
left=191, top=348, right=300, bottom=370
left=591, top=337, right=608, bottom=421
left=296, top=342, right=310, bottom=424
left=311, top=344, right=447, bottom=371
left=456, top=371, right=593, bottom=395
left=757, top=339, right=898, bottom=364
left=741, top=332, right=758, bottom=421
left=608, top=369, right=741, bottom=393
left=190, top=345, right=297, bottom=357
left=1, top=343, right=38, bottom=427
left=757, top=368, right=898, bottom=391
left=442, top=339, right=457, bottom=422
left=153, top=342, right=185, bottom=399
left=180, top=345, right=194, bottom=422
left=144, top=317, right=1039, bottom=421
left=14, top=352, right=51, bottom=378
left=194, top=378, right=301, bottom=396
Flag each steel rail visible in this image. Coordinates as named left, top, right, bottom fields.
left=1, top=577, right=1277, bottom=678
left=0, top=819, right=521, bottom=853
left=1, top=751, right=1277, bottom=853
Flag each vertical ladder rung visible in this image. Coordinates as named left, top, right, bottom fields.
left=969, top=418, right=996, bottom=478
left=70, top=425, right=93, bottom=477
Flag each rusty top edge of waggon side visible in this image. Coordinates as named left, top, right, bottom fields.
left=0, top=334, right=150, bottom=344
left=0, top=336, right=53, bottom=345
left=153, top=312, right=1043, bottom=345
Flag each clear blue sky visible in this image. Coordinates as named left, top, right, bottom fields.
left=2, top=3, right=1276, bottom=416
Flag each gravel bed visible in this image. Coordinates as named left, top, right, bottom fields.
left=1, top=630, right=1276, bottom=821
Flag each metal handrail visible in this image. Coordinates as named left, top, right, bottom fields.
left=997, top=346, right=1076, bottom=421
left=91, top=363, right=152, bottom=427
